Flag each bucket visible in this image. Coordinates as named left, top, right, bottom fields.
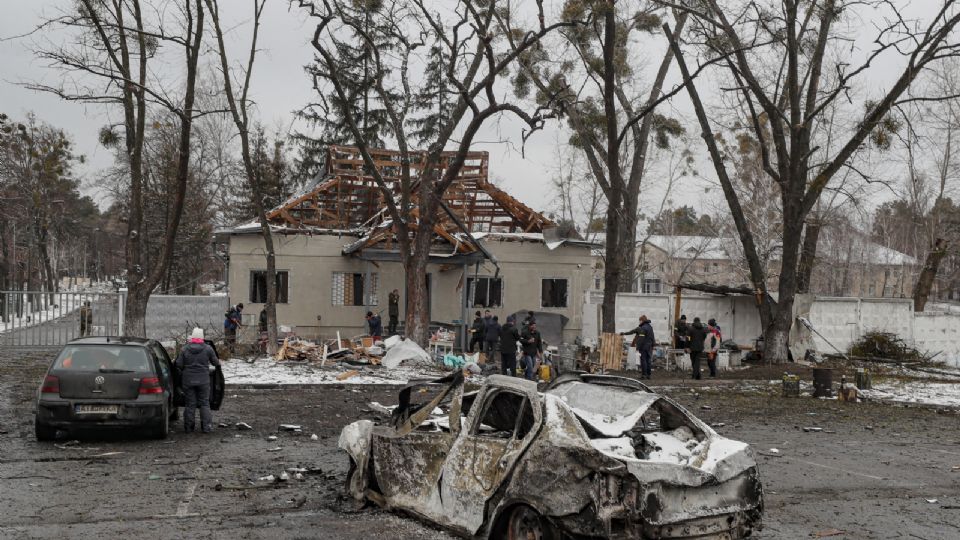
left=782, top=374, right=800, bottom=397
left=812, top=368, right=833, bottom=398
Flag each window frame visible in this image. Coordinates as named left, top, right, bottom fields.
left=471, top=389, right=535, bottom=441
left=249, top=270, right=290, bottom=304
left=466, top=276, right=504, bottom=308
left=331, top=271, right=379, bottom=306
left=540, top=277, right=569, bottom=308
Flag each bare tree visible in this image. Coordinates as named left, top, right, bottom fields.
left=501, top=1, right=694, bottom=333
left=33, top=0, right=207, bottom=336
left=206, top=0, right=279, bottom=353
left=665, top=1, right=960, bottom=361
left=297, top=0, right=579, bottom=345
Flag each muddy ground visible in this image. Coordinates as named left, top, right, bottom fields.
left=1, top=349, right=959, bottom=539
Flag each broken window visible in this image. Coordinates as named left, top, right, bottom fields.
left=541, top=278, right=568, bottom=308
left=249, top=270, right=289, bottom=304
left=466, top=277, right=503, bottom=308
left=332, top=272, right=378, bottom=306
left=474, top=390, right=533, bottom=440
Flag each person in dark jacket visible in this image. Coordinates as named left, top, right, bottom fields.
left=366, top=311, right=383, bottom=339
left=224, top=303, right=243, bottom=352
left=522, top=310, right=536, bottom=332
left=499, top=317, right=521, bottom=376
left=686, top=317, right=708, bottom=380
left=621, top=315, right=655, bottom=379
left=259, top=308, right=268, bottom=332
left=468, top=311, right=484, bottom=353
left=674, top=314, right=689, bottom=349
left=520, top=322, right=543, bottom=380
left=484, top=315, right=501, bottom=356
left=388, top=289, right=400, bottom=336
left=175, top=328, right=221, bottom=433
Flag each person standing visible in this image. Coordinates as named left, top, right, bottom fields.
left=365, top=311, right=383, bottom=339
left=175, top=328, right=220, bottom=433
left=79, top=301, right=93, bottom=337
left=499, top=316, right=521, bottom=376
left=520, top=322, right=543, bottom=381
left=706, top=319, right=722, bottom=378
left=258, top=308, right=268, bottom=333
left=522, top=310, right=537, bottom=332
left=686, top=317, right=708, bottom=380
left=468, top=311, right=484, bottom=353
left=621, top=315, right=655, bottom=379
left=387, top=289, right=400, bottom=336
left=484, top=315, right=501, bottom=358
left=223, top=303, right=243, bottom=352
left=674, top=314, right=689, bottom=349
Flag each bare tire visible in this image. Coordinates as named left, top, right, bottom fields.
left=152, top=406, right=170, bottom=439
left=35, top=419, right=56, bottom=441
left=507, top=505, right=556, bottom=540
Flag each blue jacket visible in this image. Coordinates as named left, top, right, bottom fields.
left=367, top=315, right=383, bottom=337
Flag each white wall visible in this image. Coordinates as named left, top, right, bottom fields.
left=589, top=293, right=960, bottom=367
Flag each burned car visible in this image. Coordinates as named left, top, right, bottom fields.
left=340, top=372, right=763, bottom=539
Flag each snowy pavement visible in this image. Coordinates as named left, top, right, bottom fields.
left=860, top=380, right=960, bottom=409
left=221, top=356, right=448, bottom=385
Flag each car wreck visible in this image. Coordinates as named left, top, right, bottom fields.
left=339, top=372, right=763, bottom=539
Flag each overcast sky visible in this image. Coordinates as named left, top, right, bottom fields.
left=0, top=1, right=950, bottom=226
left=0, top=0, right=600, bottom=217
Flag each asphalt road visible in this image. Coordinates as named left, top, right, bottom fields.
left=1, top=348, right=958, bottom=539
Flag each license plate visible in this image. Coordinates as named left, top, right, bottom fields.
left=75, top=404, right=119, bottom=414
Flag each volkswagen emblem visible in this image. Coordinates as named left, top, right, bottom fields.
left=94, top=376, right=105, bottom=385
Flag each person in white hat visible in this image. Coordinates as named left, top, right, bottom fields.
left=175, top=328, right=220, bottom=433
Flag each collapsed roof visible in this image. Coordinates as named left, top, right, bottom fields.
left=265, top=145, right=555, bottom=258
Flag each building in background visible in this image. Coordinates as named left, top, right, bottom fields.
left=216, top=146, right=596, bottom=345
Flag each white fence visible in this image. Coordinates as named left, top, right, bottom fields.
left=583, top=291, right=960, bottom=367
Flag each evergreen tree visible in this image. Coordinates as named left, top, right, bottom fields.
left=293, top=0, right=395, bottom=179
left=407, top=44, right=453, bottom=147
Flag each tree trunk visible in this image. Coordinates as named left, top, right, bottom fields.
left=619, top=199, right=638, bottom=293
left=913, top=238, right=948, bottom=312
left=126, top=287, right=149, bottom=339
left=796, top=220, right=821, bottom=294
left=601, top=201, right=622, bottom=333
left=404, top=228, right=433, bottom=346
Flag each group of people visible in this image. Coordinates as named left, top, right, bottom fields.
left=622, top=313, right=724, bottom=380
left=469, top=310, right=543, bottom=381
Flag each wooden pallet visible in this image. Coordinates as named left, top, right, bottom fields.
left=599, top=333, right=624, bottom=371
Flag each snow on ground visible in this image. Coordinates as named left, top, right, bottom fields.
left=221, top=356, right=448, bottom=385
left=860, top=380, right=960, bottom=409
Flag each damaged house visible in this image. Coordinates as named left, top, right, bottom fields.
left=217, top=146, right=596, bottom=345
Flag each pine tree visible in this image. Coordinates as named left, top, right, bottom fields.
left=408, top=44, right=453, bottom=146
left=293, top=0, right=394, bottom=179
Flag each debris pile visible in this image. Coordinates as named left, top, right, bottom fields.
left=849, top=331, right=925, bottom=363
left=274, top=333, right=394, bottom=365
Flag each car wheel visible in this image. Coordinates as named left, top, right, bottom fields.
left=35, top=418, right=56, bottom=441
left=152, top=406, right=170, bottom=440
left=506, top=505, right=556, bottom=540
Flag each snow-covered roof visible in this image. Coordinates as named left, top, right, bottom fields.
left=642, top=235, right=733, bottom=260
left=216, top=220, right=363, bottom=237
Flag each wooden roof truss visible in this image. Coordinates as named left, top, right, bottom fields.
left=266, top=145, right=554, bottom=255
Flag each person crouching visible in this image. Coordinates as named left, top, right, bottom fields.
left=176, top=328, right=220, bottom=433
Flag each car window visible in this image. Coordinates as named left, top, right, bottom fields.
left=515, top=399, right=535, bottom=439
left=474, top=391, right=531, bottom=439
left=54, top=345, right=152, bottom=372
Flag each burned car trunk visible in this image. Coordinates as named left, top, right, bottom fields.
left=339, top=372, right=763, bottom=539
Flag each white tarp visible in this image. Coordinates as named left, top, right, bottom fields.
left=381, top=338, right=433, bottom=369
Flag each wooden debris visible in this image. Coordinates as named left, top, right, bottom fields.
left=337, top=370, right=360, bottom=381
left=599, top=333, right=624, bottom=372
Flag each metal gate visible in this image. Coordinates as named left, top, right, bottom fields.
left=0, top=291, right=122, bottom=347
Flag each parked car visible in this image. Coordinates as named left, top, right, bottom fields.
left=340, top=372, right=763, bottom=539
left=34, top=337, right=225, bottom=440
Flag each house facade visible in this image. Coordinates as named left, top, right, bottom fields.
left=219, top=146, right=596, bottom=346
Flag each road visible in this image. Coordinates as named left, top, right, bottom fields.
left=0, top=348, right=958, bottom=539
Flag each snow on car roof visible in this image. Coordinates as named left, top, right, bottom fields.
left=546, top=381, right=660, bottom=437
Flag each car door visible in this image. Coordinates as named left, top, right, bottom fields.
left=438, top=385, right=542, bottom=535
left=205, top=340, right=225, bottom=411
left=152, top=342, right=184, bottom=407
